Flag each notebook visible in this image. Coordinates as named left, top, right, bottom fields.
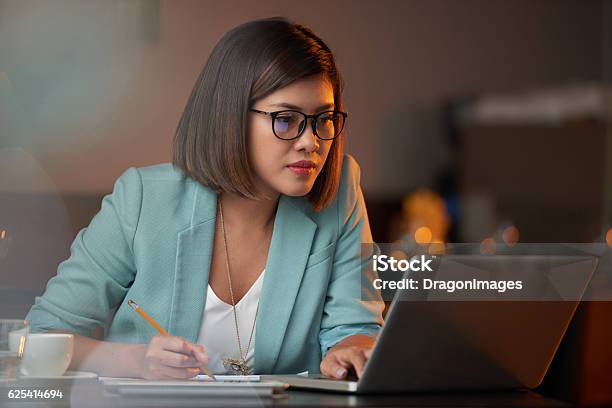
left=99, top=376, right=287, bottom=398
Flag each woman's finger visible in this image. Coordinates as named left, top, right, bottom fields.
left=157, top=365, right=201, bottom=379
left=335, top=348, right=368, bottom=378
left=156, top=336, right=196, bottom=355
left=141, top=358, right=200, bottom=380
left=191, top=345, right=210, bottom=365
left=320, top=354, right=350, bottom=379
left=156, top=349, right=202, bottom=368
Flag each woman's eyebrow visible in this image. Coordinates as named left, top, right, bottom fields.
left=270, top=102, right=335, bottom=111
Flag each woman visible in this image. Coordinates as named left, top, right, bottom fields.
left=26, top=17, right=384, bottom=380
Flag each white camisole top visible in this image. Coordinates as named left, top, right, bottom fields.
left=196, top=269, right=265, bottom=374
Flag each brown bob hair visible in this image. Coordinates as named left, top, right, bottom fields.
left=172, top=17, right=345, bottom=212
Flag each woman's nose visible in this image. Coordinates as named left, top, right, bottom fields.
left=295, top=121, right=319, bottom=152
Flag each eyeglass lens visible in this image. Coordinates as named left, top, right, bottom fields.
left=273, top=111, right=344, bottom=140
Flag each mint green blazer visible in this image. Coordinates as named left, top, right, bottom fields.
left=26, top=154, right=384, bottom=374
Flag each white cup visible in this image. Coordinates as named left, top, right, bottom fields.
left=9, top=332, right=73, bottom=377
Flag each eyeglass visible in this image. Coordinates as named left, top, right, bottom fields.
left=250, top=108, right=347, bottom=140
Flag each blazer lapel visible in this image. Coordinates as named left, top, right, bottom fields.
left=168, top=182, right=217, bottom=342
left=255, top=195, right=317, bottom=373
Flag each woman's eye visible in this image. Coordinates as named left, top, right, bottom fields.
left=277, top=116, right=294, bottom=124
left=318, top=115, right=334, bottom=125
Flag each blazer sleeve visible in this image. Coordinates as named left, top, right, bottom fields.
left=25, top=167, right=142, bottom=337
left=318, top=155, right=384, bottom=356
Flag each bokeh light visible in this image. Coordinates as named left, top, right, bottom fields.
left=390, top=249, right=408, bottom=260
left=480, top=237, right=496, bottom=255
left=606, top=228, right=612, bottom=247
left=502, top=225, right=519, bottom=246
left=414, top=226, right=432, bottom=245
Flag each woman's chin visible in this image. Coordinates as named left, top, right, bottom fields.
left=280, top=182, right=314, bottom=197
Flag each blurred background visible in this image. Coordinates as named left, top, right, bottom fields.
left=0, top=0, right=611, bottom=405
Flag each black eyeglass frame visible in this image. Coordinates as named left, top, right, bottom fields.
left=249, top=108, right=348, bottom=140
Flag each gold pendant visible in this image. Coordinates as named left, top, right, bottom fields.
left=222, top=357, right=252, bottom=375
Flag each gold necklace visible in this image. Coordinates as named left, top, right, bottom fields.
left=217, top=196, right=260, bottom=375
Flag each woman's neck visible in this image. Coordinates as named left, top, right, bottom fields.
left=218, top=191, right=279, bottom=232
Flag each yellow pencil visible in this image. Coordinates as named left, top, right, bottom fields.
left=127, top=299, right=216, bottom=381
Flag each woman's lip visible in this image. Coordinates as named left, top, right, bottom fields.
left=287, top=160, right=316, bottom=168
left=287, top=166, right=315, bottom=176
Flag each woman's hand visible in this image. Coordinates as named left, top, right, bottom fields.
left=138, top=335, right=209, bottom=380
left=320, top=334, right=376, bottom=379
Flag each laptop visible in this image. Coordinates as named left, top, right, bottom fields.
left=265, top=254, right=598, bottom=393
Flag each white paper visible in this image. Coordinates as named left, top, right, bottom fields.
left=194, top=374, right=260, bottom=382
